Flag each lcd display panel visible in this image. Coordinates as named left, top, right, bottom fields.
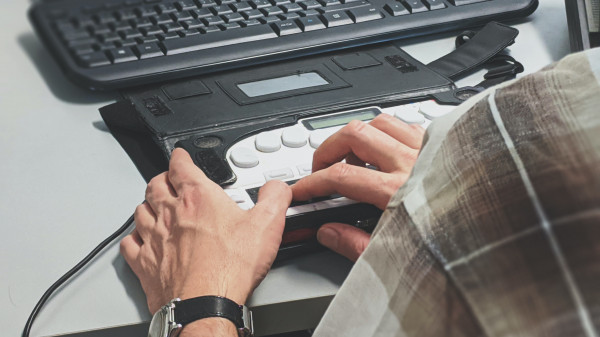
left=305, top=109, right=379, bottom=130
left=237, top=72, right=330, bottom=97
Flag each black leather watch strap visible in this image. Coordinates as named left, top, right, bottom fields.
left=174, top=296, right=244, bottom=329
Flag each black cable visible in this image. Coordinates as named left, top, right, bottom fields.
left=22, top=213, right=136, bottom=337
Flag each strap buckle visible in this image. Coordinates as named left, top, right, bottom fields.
left=484, top=55, right=524, bottom=80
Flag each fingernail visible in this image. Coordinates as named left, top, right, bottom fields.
left=317, top=226, right=339, bottom=250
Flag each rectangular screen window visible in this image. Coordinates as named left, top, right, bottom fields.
left=237, top=72, right=330, bottom=98
left=304, top=109, right=380, bottom=130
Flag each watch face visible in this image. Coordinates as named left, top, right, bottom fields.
left=148, top=306, right=171, bottom=337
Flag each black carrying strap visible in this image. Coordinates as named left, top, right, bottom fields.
left=428, top=21, right=520, bottom=80
left=174, top=296, right=244, bottom=328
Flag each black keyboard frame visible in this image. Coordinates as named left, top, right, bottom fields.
left=30, top=0, right=538, bottom=90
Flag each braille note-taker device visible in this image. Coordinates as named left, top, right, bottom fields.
left=100, top=24, right=522, bottom=259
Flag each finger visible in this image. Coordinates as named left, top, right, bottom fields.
left=252, top=180, right=292, bottom=225
left=167, top=148, right=210, bottom=192
left=120, top=233, right=142, bottom=270
left=134, top=202, right=156, bottom=241
left=312, top=120, right=417, bottom=174
left=291, top=163, right=403, bottom=210
left=145, top=172, right=177, bottom=211
left=368, top=113, right=425, bottom=150
left=317, top=223, right=371, bottom=262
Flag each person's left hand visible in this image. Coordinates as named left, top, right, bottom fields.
left=120, top=148, right=292, bottom=316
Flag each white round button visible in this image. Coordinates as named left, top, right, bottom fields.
left=394, top=108, right=425, bottom=124
left=230, top=147, right=259, bottom=168
left=281, top=127, right=307, bottom=148
left=419, top=100, right=455, bottom=119
left=255, top=132, right=281, bottom=153
left=309, top=129, right=331, bottom=149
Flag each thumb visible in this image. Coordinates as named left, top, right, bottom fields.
left=317, top=223, right=371, bottom=262
left=252, top=180, right=292, bottom=223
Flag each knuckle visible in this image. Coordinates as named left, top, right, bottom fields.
left=330, top=162, right=353, bottom=183
left=343, top=119, right=366, bottom=137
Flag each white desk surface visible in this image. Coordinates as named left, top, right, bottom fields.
left=0, top=0, right=570, bottom=336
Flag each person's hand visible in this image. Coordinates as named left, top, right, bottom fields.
left=120, top=148, right=291, bottom=333
left=291, top=114, right=424, bottom=261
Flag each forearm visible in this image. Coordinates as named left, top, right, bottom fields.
left=179, top=318, right=238, bottom=337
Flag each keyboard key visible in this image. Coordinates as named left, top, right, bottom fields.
left=261, top=6, right=284, bottom=16
left=281, top=3, right=303, bottom=12
left=241, top=19, right=262, bottom=26
left=151, top=14, right=174, bottom=24
left=347, top=6, right=383, bottom=22
left=158, top=32, right=182, bottom=40
left=67, top=37, right=97, bottom=48
left=447, top=0, right=488, bottom=5
left=252, top=0, right=272, bottom=9
left=197, top=0, right=218, bottom=7
left=91, top=24, right=112, bottom=34
left=271, top=19, right=302, bottom=35
left=94, top=12, right=117, bottom=24
left=112, top=21, right=133, bottom=31
left=120, top=28, right=143, bottom=39
left=100, top=32, right=122, bottom=43
left=71, top=45, right=95, bottom=55
left=222, top=12, right=245, bottom=22
left=211, top=5, right=234, bottom=14
left=296, top=16, right=326, bottom=31
left=299, top=9, right=320, bottom=16
left=318, top=0, right=341, bottom=6
left=119, top=38, right=139, bottom=46
left=191, top=8, right=214, bottom=18
left=424, top=0, right=446, bottom=10
left=202, top=16, right=226, bottom=25
left=320, top=11, right=353, bottom=27
left=61, top=30, right=91, bottom=41
left=233, top=2, right=254, bottom=11
left=271, top=0, right=291, bottom=5
left=181, top=28, right=201, bottom=36
left=77, top=51, right=111, bottom=67
left=201, top=25, right=222, bottom=33
left=171, top=11, right=194, bottom=21
left=180, top=19, right=205, bottom=29
left=241, top=9, right=264, bottom=19
left=220, top=22, right=242, bottom=29
left=175, top=0, right=199, bottom=10
left=255, top=132, right=281, bottom=152
left=95, top=42, right=118, bottom=50
left=116, top=9, right=138, bottom=20
left=299, top=0, right=322, bottom=9
left=156, top=4, right=178, bottom=13
left=137, top=36, right=160, bottom=43
left=107, top=47, right=139, bottom=63
left=384, top=3, right=409, bottom=16
left=75, top=17, right=96, bottom=28
left=133, top=43, right=165, bottom=58
left=142, top=26, right=164, bottom=35
left=404, top=0, right=428, bottom=13
left=135, top=7, right=157, bottom=17
left=161, top=22, right=185, bottom=32
left=161, top=24, right=277, bottom=55
left=317, top=0, right=368, bottom=12
left=258, top=16, right=282, bottom=23
left=280, top=12, right=301, bottom=19
left=131, top=17, right=153, bottom=28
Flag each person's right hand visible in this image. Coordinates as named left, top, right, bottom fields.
left=291, top=113, right=424, bottom=261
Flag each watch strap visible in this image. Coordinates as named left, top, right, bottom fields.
left=174, top=296, right=244, bottom=329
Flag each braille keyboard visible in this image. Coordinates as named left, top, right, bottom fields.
left=222, top=101, right=454, bottom=213
left=29, top=0, right=538, bottom=89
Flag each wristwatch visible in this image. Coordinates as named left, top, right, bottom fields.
left=148, top=296, right=254, bottom=337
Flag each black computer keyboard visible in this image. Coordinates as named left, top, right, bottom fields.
left=29, top=0, right=538, bottom=89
